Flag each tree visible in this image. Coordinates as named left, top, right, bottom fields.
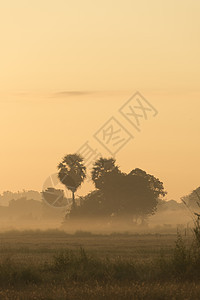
left=129, top=168, right=166, bottom=198
left=181, top=186, right=200, bottom=210
left=90, top=159, right=167, bottom=224
left=91, top=157, right=120, bottom=190
left=69, top=190, right=109, bottom=219
left=57, top=154, right=86, bottom=207
left=117, top=170, right=166, bottom=223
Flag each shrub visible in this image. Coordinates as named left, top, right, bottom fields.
left=0, top=257, right=42, bottom=286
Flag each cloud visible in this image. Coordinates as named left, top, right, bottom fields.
left=52, top=91, right=95, bottom=97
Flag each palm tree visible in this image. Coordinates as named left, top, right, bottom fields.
left=91, top=157, right=120, bottom=189
left=57, top=154, right=86, bottom=207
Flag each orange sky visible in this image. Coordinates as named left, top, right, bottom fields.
left=0, top=1, right=200, bottom=201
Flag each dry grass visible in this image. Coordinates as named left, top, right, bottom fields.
left=1, top=282, right=200, bottom=300
left=0, top=230, right=197, bottom=299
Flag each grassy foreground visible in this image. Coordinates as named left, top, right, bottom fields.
left=0, top=230, right=199, bottom=299
left=1, top=282, right=200, bottom=300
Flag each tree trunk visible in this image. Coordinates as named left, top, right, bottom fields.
left=72, top=191, right=75, bottom=207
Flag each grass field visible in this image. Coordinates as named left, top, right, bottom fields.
left=0, top=230, right=198, bottom=299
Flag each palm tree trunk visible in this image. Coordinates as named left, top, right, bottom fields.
left=72, top=191, right=75, bottom=207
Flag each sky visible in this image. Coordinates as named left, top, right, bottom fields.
left=0, top=0, right=200, bottom=202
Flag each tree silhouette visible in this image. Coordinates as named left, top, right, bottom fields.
left=128, top=168, right=166, bottom=198
left=91, top=157, right=120, bottom=190
left=57, top=154, right=86, bottom=207
left=117, top=169, right=166, bottom=223
left=90, top=159, right=167, bottom=223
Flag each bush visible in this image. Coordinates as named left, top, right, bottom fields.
left=0, top=257, right=42, bottom=286
left=50, top=248, right=138, bottom=282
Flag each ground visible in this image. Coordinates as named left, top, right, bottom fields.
left=0, top=230, right=197, bottom=300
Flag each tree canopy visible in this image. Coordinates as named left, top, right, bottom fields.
left=69, top=157, right=167, bottom=224
left=57, top=154, right=86, bottom=207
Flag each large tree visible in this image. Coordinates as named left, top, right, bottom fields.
left=128, top=168, right=166, bottom=198
left=117, top=169, right=167, bottom=223
left=57, top=154, right=86, bottom=207
left=90, top=158, right=167, bottom=223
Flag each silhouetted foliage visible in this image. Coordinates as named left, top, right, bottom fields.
left=181, top=186, right=200, bottom=210
left=91, top=158, right=120, bottom=190
left=118, top=168, right=167, bottom=221
left=57, top=154, right=86, bottom=207
left=68, top=157, right=167, bottom=224
left=70, top=190, right=109, bottom=220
